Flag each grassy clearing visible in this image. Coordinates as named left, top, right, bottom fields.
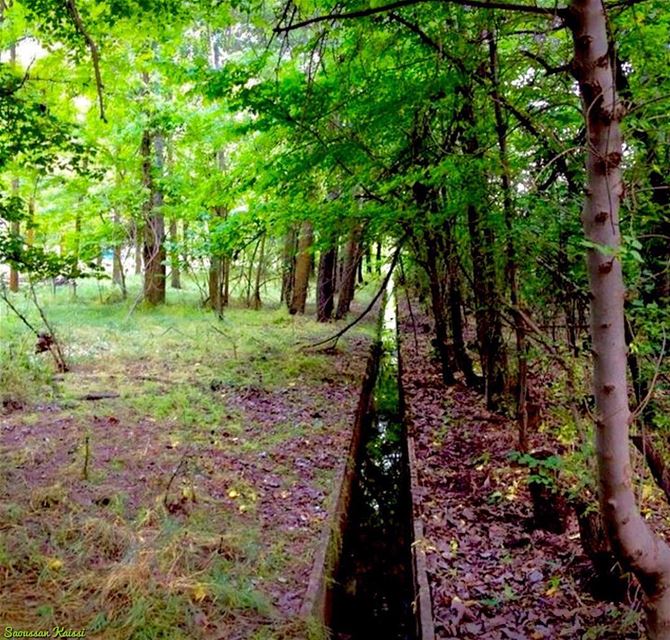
left=0, top=275, right=376, bottom=639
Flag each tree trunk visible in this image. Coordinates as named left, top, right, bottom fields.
left=169, top=217, right=181, bottom=289
left=289, top=220, right=314, bottom=315
left=317, top=245, right=337, bottom=322
left=252, top=233, right=266, bottom=310
left=112, top=209, right=127, bottom=299
left=112, top=211, right=123, bottom=286
left=423, top=235, right=457, bottom=386
left=134, top=220, right=142, bottom=275
left=444, top=219, right=479, bottom=388
left=8, top=43, right=19, bottom=292
left=488, top=29, right=528, bottom=451
left=570, top=1, right=670, bottom=635
left=335, top=226, right=362, bottom=319
left=208, top=207, right=226, bottom=316
left=9, top=178, right=19, bottom=292
left=142, top=131, right=166, bottom=305
left=460, top=84, right=507, bottom=409
left=281, top=227, right=298, bottom=308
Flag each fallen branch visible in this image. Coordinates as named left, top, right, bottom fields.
left=79, top=392, right=121, bottom=400
left=304, top=241, right=404, bottom=350
left=0, top=278, right=69, bottom=372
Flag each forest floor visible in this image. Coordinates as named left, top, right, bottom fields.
left=1, top=278, right=664, bottom=640
left=398, top=306, right=645, bottom=640
left=0, top=279, right=375, bottom=640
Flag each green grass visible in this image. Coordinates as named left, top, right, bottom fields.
left=0, top=272, right=374, bottom=639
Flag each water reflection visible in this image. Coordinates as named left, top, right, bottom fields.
left=329, top=289, right=417, bottom=640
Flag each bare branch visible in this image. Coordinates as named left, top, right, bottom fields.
left=275, top=0, right=566, bottom=33
left=521, top=50, right=571, bottom=76
left=304, top=241, right=404, bottom=349
left=64, top=0, right=106, bottom=122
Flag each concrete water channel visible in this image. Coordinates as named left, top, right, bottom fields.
left=300, top=283, right=434, bottom=639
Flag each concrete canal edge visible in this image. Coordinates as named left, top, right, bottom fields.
left=300, top=342, right=382, bottom=625
left=408, top=434, right=436, bottom=640
left=299, top=336, right=436, bottom=640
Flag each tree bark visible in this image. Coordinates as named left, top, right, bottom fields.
left=9, top=177, right=19, bottom=292
left=142, top=131, right=166, bottom=305
left=569, top=1, right=670, bottom=635
left=335, top=225, right=362, bottom=319
left=289, top=220, right=314, bottom=315
left=423, top=234, right=457, bottom=385
left=252, top=233, right=266, bottom=310
left=208, top=208, right=227, bottom=317
left=443, top=220, right=479, bottom=388
left=112, top=209, right=127, bottom=299
left=317, top=244, right=337, bottom=322
left=133, top=220, right=142, bottom=275
left=488, top=29, right=528, bottom=451
left=459, top=83, right=507, bottom=409
left=169, top=217, right=181, bottom=289
left=280, top=227, right=298, bottom=308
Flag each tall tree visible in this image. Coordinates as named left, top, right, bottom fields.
left=289, top=219, right=314, bottom=315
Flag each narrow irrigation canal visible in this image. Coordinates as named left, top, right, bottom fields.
left=329, top=289, right=417, bottom=640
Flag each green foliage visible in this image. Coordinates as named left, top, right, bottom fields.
left=509, top=451, right=563, bottom=489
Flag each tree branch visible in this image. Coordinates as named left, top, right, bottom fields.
left=521, top=50, right=571, bottom=76
left=275, top=0, right=566, bottom=33
left=64, top=0, right=106, bottom=122
left=305, top=241, right=404, bottom=349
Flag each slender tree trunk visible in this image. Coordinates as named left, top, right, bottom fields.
left=112, top=209, right=127, bottom=299
left=317, top=245, right=337, bottom=322
left=252, top=233, right=266, bottom=310
left=223, top=256, right=230, bottom=307
left=26, top=197, right=34, bottom=247
left=142, top=131, right=166, bottom=305
left=569, top=1, right=670, bottom=635
left=8, top=41, right=19, bottom=292
left=281, top=227, right=298, bottom=308
left=9, top=177, right=19, bottom=292
left=134, top=220, right=142, bottom=275
left=169, top=218, right=181, bottom=289
left=488, top=29, right=528, bottom=451
left=335, top=225, right=362, bottom=319
left=181, top=221, right=190, bottom=273
left=461, top=84, right=507, bottom=409
left=112, top=209, right=123, bottom=286
left=423, top=235, right=457, bottom=385
left=443, top=220, right=479, bottom=388
left=245, top=238, right=260, bottom=306
left=208, top=206, right=226, bottom=316
left=289, top=221, right=314, bottom=315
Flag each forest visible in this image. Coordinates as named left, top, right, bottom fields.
left=0, top=0, right=668, bottom=638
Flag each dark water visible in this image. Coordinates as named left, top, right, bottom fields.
left=329, top=311, right=417, bottom=640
